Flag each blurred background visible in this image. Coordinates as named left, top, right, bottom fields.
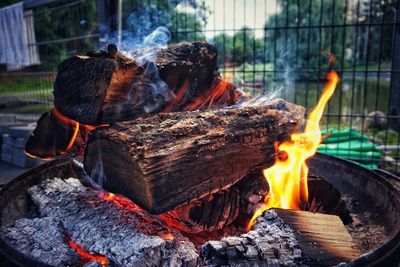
left=0, top=0, right=399, bottom=175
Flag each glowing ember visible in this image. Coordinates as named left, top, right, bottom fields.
left=163, top=80, right=190, bottom=113
left=96, top=191, right=175, bottom=241
left=67, top=236, right=109, bottom=265
left=96, top=191, right=143, bottom=212
left=51, top=108, right=80, bottom=153
left=247, top=71, right=339, bottom=231
left=160, top=233, right=175, bottom=240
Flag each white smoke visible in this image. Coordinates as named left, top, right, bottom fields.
left=90, top=148, right=107, bottom=188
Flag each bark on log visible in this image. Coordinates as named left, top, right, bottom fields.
left=0, top=177, right=198, bottom=266
left=54, top=42, right=236, bottom=125
left=84, top=99, right=305, bottom=214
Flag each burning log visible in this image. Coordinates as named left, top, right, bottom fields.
left=84, top=99, right=305, bottom=214
left=25, top=109, right=88, bottom=159
left=26, top=42, right=239, bottom=159
left=159, top=188, right=240, bottom=233
left=54, top=42, right=234, bottom=125
left=200, top=209, right=360, bottom=266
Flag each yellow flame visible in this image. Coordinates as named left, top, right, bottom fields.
left=247, top=71, right=339, bottom=231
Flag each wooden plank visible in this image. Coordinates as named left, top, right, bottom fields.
left=275, top=209, right=360, bottom=265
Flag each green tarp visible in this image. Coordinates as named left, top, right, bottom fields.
left=317, top=128, right=380, bottom=169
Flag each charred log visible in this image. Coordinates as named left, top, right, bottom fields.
left=84, top=99, right=305, bottom=214
left=159, top=188, right=240, bottom=233
left=25, top=109, right=88, bottom=159
left=54, top=42, right=235, bottom=125
left=0, top=177, right=198, bottom=266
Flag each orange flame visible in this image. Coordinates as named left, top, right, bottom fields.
left=25, top=108, right=109, bottom=160
left=162, top=78, right=235, bottom=113
left=51, top=108, right=80, bottom=152
left=247, top=71, right=339, bottom=231
left=68, top=237, right=109, bottom=265
left=183, top=79, right=233, bottom=111
left=24, top=151, right=54, bottom=161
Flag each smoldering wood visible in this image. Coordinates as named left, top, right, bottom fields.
left=24, top=111, right=88, bottom=159
left=234, top=168, right=269, bottom=219
left=200, top=209, right=302, bottom=266
left=159, top=169, right=269, bottom=233
left=159, top=188, right=240, bottom=233
left=53, top=42, right=235, bottom=125
left=200, top=209, right=360, bottom=266
left=0, top=177, right=198, bottom=267
left=84, top=99, right=305, bottom=214
left=26, top=42, right=239, bottom=159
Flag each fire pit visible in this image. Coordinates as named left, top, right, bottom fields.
left=0, top=153, right=399, bottom=266
left=1, top=42, right=399, bottom=266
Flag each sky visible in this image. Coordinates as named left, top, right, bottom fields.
left=201, top=0, right=278, bottom=39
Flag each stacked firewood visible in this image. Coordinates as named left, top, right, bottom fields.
left=25, top=42, right=305, bottom=233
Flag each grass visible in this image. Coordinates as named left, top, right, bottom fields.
left=0, top=75, right=53, bottom=115
left=344, top=62, right=392, bottom=72
left=0, top=75, right=54, bottom=94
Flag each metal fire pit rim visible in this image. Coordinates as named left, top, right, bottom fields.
left=312, top=153, right=400, bottom=267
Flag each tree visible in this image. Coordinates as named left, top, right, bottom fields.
left=212, top=33, right=233, bottom=65
left=356, top=0, right=397, bottom=64
left=212, top=28, right=266, bottom=66
left=120, top=0, right=206, bottom=44
left=265, top=0, right=348, bottom=80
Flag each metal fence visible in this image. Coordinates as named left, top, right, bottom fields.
left=0, top=0, right=399, bottom=173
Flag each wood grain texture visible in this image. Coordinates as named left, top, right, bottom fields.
left=274, top=209, right=360, bottom=265
left=84, top=99, right=305, bottom=214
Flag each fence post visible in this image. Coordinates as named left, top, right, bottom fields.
left=97, top=0, right=120, bottom=47
left=389, top=2, right=400, bottom=131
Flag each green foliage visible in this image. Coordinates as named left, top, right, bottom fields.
left=0, top=75, right=52, bottom=94
left=265, top=0, right=347, bottom=80
left=25, top=0, right=206, bottom=70
left=0, top=0, right=19, bottom=8
left=118, top=0, right=206, bottom=43
left=170, top=12, right=205, bottom=42
left=213, top=28, right=266, bottom=65
left=33, top=0, right=98, bottom=70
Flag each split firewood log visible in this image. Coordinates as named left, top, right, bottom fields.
left=84, top=99, right=305, bottom=214
left=54, top=42, right=237, bottom=125
left=200, top=209, right=360, bottom=266
left=26, top=42, right=240, bottom=159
